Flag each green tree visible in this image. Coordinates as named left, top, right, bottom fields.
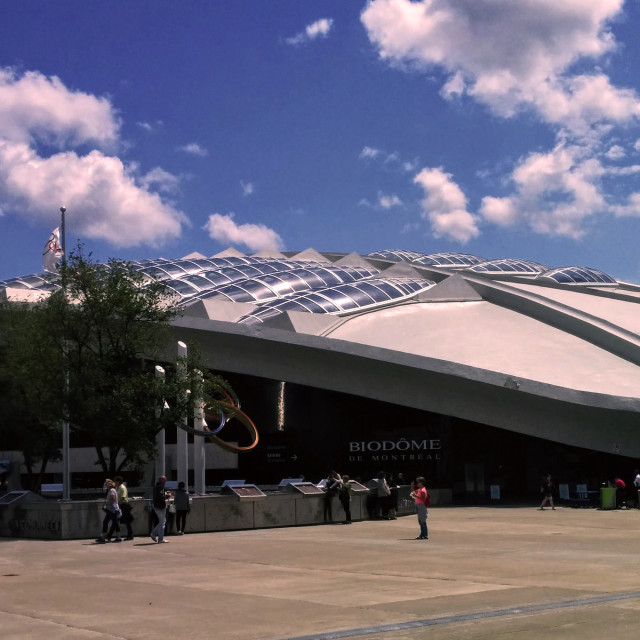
left=0, top=248, right=180, bottom=479
left=0, top=303, right=64, bottom=490
left=0, top=247, right=248, bottom=485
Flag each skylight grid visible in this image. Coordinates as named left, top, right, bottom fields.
left=411, top=253, right=485, bottom=267
left=367, top=249, right=424, bottom=262
left=469, top=259, right=548, bottom=274
left=237, top=276, right=435, bottom=324
left=539, top=266, right=617, bottom=285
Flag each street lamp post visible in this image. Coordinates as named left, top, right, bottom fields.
left=60, top=207, right=71, bottom=501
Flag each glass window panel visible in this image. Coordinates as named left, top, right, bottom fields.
left=142, top=266, right=172, bottom=280
left=303, top=294, right=340, bottom=313
left=338, top=284, right=376, bottom=306
left=19, top=275, right=46, bottom=287
left=201, top=271, right=234, bottom=285
left=182, top=275, right=216, bottom=290
left=165, top=280, right=199, bottom=295
left=316, top=289, right=359, bottom=310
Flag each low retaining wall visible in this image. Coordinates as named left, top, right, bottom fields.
left=0, top=487, right=452, bottom=540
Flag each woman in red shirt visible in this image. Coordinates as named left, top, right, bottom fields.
left=411, top=477, right=429, bottom=540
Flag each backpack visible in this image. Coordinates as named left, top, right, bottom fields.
left=425, top=491, right=431, bottom=508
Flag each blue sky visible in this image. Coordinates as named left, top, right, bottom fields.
left=2, top=1, right=640, bottom=281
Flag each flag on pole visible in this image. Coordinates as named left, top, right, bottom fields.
left=42, top=227, right=63, bottom=273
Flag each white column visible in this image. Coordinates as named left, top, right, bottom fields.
left=193, top=372, right=206, bottom=495
left=176, top=341, right=189, bottom=487
left=154, top=365, right=165, bottom=479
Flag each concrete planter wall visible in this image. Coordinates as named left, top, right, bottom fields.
left=0, top=487, right=451, bottom=540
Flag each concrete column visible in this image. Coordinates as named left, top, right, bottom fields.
left=193, top=375, right=206, bottom=495
left=176, top=341, right=189, bottom=486
left=154, top=365, right=165, bottom=479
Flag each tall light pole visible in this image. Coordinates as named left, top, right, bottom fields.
left=60, top=206, right=71, bottom=501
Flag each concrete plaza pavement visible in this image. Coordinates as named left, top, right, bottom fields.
left=2, top=504, right=640, bottom=640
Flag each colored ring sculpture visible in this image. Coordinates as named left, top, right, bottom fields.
left=176, top=401, right=259, bottom=453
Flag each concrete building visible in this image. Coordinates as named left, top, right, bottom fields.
left=3, top=248, right=640, bottom=500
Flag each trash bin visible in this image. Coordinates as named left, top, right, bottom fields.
left=600, top=487, right=616, bottom=510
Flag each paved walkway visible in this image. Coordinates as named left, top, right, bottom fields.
left=2, top=505, right=640, bottom=639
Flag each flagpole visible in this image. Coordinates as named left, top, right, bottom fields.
left=60, top=206, right=71, bottom=502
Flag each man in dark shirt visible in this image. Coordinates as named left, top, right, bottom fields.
left=150, top=476, right=169, bottom=543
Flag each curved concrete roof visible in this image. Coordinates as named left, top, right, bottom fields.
left=5, top=248, right=640, bottom=457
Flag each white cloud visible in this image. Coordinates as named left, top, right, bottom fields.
left=240, top=180, right=254, bottom=196
left=139, top=167, right=181, bottom=194
left=414, top=167, right=479, bottom=243
left=378, top=192, right=403, bottom=209
left=359, top=146, right=380, bottom=160
left=177, top=142, right=208, bottom=157
left=0, top=67, right=187, bottom=248
left=0, top=141, right=186, bottom=246
left=479, top=196, right=518, bottom=226
left=363, top=0, right=640, bottom=241
left=204, top=213, right=284, bottom=252
left=287, top=18, right=334, bottom=46
left=137, top=120, right=164, bottom=133
left=610, top=192, right=640, bottom=218
left=361, top=0, right=638, bottom=133
left=0, top=68, right=119, bottom=147
left=479, top=143, right=605, bottom=238
left=605, top=144, right=625, bottom=160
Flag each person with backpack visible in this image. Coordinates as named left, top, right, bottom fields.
left=411, top=476, right=430, bottom=540
left=338, top=475, right=353, bottom=524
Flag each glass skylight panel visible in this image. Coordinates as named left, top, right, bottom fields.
left=339, top=284, right=376, bottom=306
left=155, top=263, right=189, bottom=277
left=171, top=260, right=205, bottom=274
left=21, top=275, right=47, bottom=286
left=181, top=274, right=217, bottom=291
left=201, top=270, right=235, bottom=285
left=412, top=253, right=484, bottom=267
left=352, top=281, right=393, bottom=301
left=539, top=267, right=617, bottom=285
left=2, top=279, right=30, bottom=289
left=367, top=250, right=423, bottom=262
left=306, top=288, right=360, bottom=311
left=469, top=259, right=548, bottom=274
left=165, top=280, right=200, bottom=297
left=141, top=266, right=173, bottom=280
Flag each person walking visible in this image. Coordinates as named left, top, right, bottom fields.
left=323, top=471, right=342, bottom=523
left=96, top=479, right=122, bottom=544
left=173, top=481, right=191, bottom=535
left=411, top=477, right=430, bottom=540
left=107, top=476, right=134, bottom=540
left=150, top=476, right=170, bottom=543
left=633, top=470, right=640, bottom=508
left=338, top=475, right=353, bottom=524
left=375, top=471, right=391, bottom=518
left=539, top=474, right=556, bottom=510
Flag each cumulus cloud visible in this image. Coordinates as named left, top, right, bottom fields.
left=363, top=0, right=640, bottom=241
left=0, top=142, right=186, bottom=246
left=479, top=143, right=606, bottom=237
left=177, top=142, right=208, bottom=157
left=0, top=67, right=187, bottom=248
left=287, top=18, right=334, bottom=46
left=204, top=213, right=284, bottom=252
left=359, top=146, right=380, bottom=160
left=378, top=192, right=403, bottom=209
left=0, top=68, right=119, bottom=147
left=361, top=0, right=639, bottom=133
left=414, top=167, right=479, bottom=243
left=605, top=144, right=625, bottom=160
